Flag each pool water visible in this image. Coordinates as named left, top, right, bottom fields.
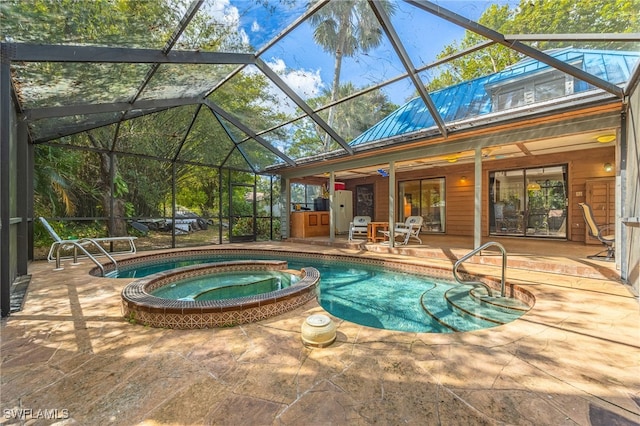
left=152, top=271, right=298, bottom=301
left=113, top=254, right=530, bottom=333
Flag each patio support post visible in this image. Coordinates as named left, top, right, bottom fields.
left=389, top=161, right=396, bottom=248
left=171, top=162, right=177, bottom=248
left=282, top=177, right=290, bottom=239
left=109, top=151, right=115, bottom=240
left=0, top=51, right=10, bottom=317
left=218, top=168, right=223, bottom=244
left=618, top=115, right=626, bottom=275
left=329, top=172, right=335, bottom=241
left=474, top=147, right=482, bottom=249
left=17, top=117, right=30, bottom=273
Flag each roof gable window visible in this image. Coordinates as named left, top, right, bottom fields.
left=490, top=69, right=575, bottom=112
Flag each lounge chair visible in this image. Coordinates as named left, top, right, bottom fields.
left=380, top=216, right=424, bottom=245
left=40, top=217, right=137, bottom=263
left=348, top=216, right=371, bottom=241
left=578, top=203, right=615, bottom=261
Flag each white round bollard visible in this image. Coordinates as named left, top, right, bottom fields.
left=301, top=314, right=336, bottom=348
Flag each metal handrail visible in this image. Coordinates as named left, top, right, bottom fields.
left=453, top=242, right=507, bottom=298
left=55, top=238, right=117, bottom=277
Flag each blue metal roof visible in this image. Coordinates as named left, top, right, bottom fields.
left=350, top=49, right=640, bottom=147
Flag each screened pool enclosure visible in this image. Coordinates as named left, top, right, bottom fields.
left=2, top=0, right=639, bottom=316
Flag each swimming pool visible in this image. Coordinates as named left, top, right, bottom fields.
left=107, top=249, right=533, bottom=333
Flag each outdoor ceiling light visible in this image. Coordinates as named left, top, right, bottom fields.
left=603, top=163, right=613, bottom=172
left=527, top=182, right=541, bottom=191
left=446, top=156, right=458, bottom=163
left=597, top=134, right=616, bottom=143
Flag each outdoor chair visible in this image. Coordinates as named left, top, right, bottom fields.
left=348, top=216, right=371, bottom=241
left=380, top=215, right=424, bottom=245
left=40, top=217, right=137, bottom=263
left=578, top=203, right=615, bottom=261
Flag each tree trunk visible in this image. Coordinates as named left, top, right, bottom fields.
left=103, top=193, right=128, bottom=236
left=87, top=133, right=129, bottom=237
left=322, top=10, right=349, bottom=152
left=99, top=152, right=128, bottom=236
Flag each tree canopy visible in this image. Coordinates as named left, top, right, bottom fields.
left=427, top=0, right=640, bottom=91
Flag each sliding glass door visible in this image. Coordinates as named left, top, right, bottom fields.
left=489, top=165, right=567, bottom=238
left=398, top=178, right=446, bottom=233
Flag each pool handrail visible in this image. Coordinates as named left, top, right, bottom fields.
left=453, top=241, right=507, bottom=298
left=54, top=239, right=118, bottom=277
left=39, top=216, right=120, bottom=276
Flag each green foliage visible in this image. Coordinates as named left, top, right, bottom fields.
left=256, top=218, right=280, bottom=241
left=173, top=165, right=222, bottom=218
left=427, top=0, right=640, bottom=91
left=308, top=0, right=395, bottom=57
left=231, top=217, right=279, bottom=241
left=289, top=83, right=397, bottom=158
left=307, top=0, right=397, bottom=151
left=1, top=0, right=178, bottom=44
left=509, top=0, right=640, bottom=41
left=33, top=219, right=106, bottom=249
left=231, top=218, right=249, bottom=235
left=33, top=145, right=80, bottom=217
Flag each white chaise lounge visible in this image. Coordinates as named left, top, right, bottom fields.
left=380, top=216, right=423, bottom=245
left=40, top=217, right=137, bottom=263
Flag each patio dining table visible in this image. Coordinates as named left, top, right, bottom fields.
left=367, top=222, right=389, bottom=243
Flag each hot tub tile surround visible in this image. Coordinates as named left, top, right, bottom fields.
left=121, top=259, right=321, bottom=329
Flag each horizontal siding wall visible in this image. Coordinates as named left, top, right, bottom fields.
left=340, top=146, right=615, bottom=242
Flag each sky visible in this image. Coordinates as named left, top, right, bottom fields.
left=212, top=0, right=521, bottom=108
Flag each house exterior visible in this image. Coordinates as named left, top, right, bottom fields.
left=278, top=49, right=640, bottom=295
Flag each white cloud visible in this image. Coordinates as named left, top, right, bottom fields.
left=251, top=20, right=261, bottom=33
left=265, top=58, right=324, bottom=115
left=200, top=0, right=250, bottom=49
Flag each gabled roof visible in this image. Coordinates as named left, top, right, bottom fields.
left=350, top=49, right=640, bottom=147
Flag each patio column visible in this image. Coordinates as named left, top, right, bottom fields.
left=171, top=162, right=177, bottom=248
left=0, top=52, right=10, bottom=317
left=282, top=177, right=290, bottom=239
left=329, top=172, right=335, bottom=242
left=474, top=147, right=482, bottom=249
left=388, top=161, right=396, bottom=247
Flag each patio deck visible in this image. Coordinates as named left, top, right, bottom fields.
left=1, top=239, right=638, bottom=425
left=287, top=234, right=622, bottom=280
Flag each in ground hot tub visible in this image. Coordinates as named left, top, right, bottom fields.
left=121, top=260, right=320, bottom=329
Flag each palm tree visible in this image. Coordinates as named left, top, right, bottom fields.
left=33, top=146, right=79, bottom=217
left=308, top=0, right=395, bottom=151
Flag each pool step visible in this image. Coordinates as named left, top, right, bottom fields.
left=420, top=284, right=528, bottom=332
left=321, top=283, right=449, bottom=332
left=444, top=286, right=527, bottom=326
left=468, top=288, right=531, bottom=314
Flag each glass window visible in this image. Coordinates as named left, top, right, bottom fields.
left=491, top=69, right=574, bottom=112
left=534, top=76, right=567, bottom=102
left=290, top=183, right=322, bottom=211
left=496, top=87, right=525, bottom=110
